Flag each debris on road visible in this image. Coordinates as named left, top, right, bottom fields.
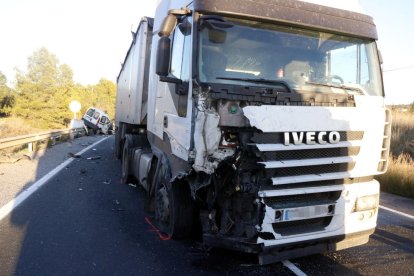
left=87, top=156, right=101, bottom=160
left=111, top=199, right=123, bottom=211
left=128, top=183, right=137, bottom=188
left=68, top=152, right=81, bottom=158
left=80, top=168, right=87, bottom=175
left=103, top=179, right=111, bottom=185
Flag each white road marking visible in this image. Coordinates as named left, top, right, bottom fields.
left=0, top=137, right=109, bottom=222
left=379, top=205, right=414, bottom=220
left=282, top=260, right=307, bottom=276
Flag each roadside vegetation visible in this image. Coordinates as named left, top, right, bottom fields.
left=0, top=47, right=116, bottom=138
left=0, top=117, right=43, bottom=139
left=376, top=109, right=414, bottom=199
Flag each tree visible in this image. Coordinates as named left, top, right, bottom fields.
left=12, top=48, right=76, bottom=128
left=15, top=47, right=74, bottom=93
left=58, top=64, right=74, bottom=87
left=88, top=79, right=116, bottom=118
left=8, top=48, right=116, bottom=129
left=27, top=47, right=59, bottom=88
left=0, top=71, right=6, bottom=85
left=0, top=71, right=15, bottom=116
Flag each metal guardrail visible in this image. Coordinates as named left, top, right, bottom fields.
left=0, top=128, right=85, bottom=150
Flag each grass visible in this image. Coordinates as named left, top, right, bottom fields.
left=0, top=116, right=72, bottom=159
left=378, top=110, right=414, bottom=199
left=0, top=117, right=48, bottom=158
left=377, top=153, right=414, bottom=198
left=389, top=111, right=414, bottom=157
left=0, top=117, right=46, bottom=139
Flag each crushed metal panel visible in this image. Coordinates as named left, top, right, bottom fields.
left=193, top=109, right=231, bottom=174
left=204, top=111, right=221, bottom=155
left=164, top=113, right=192, bottom=160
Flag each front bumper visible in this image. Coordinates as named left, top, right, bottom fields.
left=204, top=228, right=374, bottom=265
left=258, top=228, right=374, bottom=265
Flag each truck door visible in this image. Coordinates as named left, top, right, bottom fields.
left=154, top=14, right=194, bottom=160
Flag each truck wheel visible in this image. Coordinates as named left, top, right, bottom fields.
left=121, top=139, right=132, bottom=184
left=154, top=167, right=194, bottom=239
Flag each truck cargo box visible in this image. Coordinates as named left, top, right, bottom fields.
left=116, top=17, right=153, bottom=126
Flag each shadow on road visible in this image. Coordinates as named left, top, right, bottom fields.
left=0, top=134, right=109, bottom=275
left=372, top=227, right=414, bottom=254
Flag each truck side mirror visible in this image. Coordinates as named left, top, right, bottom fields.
left=156, top=36, right=171, bottom=77
left=158, top=14, right=177, bottom=37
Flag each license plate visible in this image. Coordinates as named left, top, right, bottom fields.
left=281, top=204, right=334, bottom=222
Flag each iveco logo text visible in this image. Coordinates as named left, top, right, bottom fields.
left=284, top=131, right=340, bottom=146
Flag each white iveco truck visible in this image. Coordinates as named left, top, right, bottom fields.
left=115, top=0, right=391, bottom=264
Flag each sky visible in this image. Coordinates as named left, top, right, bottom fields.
left=0, top=0, right=413, bottom=104
left=0, top=0, right=157, bottom=86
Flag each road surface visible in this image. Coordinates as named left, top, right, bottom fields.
left=0, top=135, right=413, bottom=275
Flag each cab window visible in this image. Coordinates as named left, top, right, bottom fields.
left=169, top=16, right=192, bottom=117
left=87, top=109, right=95, bottom=117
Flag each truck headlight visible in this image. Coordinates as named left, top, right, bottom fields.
left=355, top=194, right=379, bottom=212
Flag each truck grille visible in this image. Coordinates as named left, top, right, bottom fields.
left=263, top=191, right=342, bottom=209
left=251, top=131, right=364, bottom=188
left=265, top=163, right=355, bottom=178
left=251, top=130, right=364, bottom=237
left=260, top=147, right=360, bottom=161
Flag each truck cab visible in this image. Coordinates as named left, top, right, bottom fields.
left=115, top=0, right=390, bottom=264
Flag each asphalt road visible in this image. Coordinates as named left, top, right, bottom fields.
left=0, top=135, right=413, bottom=275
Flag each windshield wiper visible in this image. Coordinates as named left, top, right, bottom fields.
left=306, top=81, right=364, bottom=95
left=216, top=77, right=291, bottom=92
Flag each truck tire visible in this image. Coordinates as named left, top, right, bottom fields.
left=154, top=166, right=194, bottom=239
left=121, top=139, right=132, bottom=184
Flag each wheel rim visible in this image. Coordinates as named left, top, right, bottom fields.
left=156, top=183, right=171, bottom=225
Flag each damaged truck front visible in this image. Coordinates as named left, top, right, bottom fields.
left=115, top=0, right=390, bottom=264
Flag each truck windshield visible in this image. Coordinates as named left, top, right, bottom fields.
left=198, top=17, right=383, bottom=96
